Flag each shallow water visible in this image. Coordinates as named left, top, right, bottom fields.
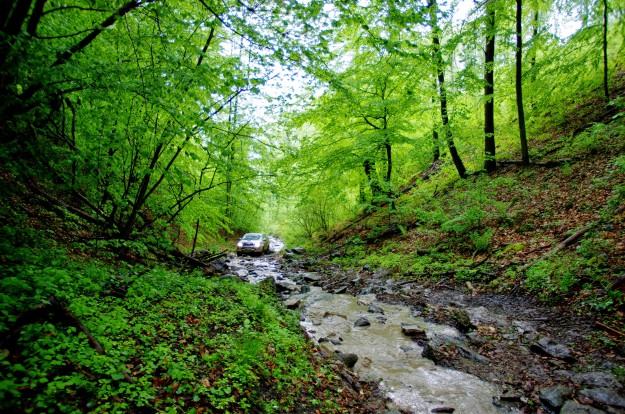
left=229, top=255, right=516, bottom=413
left=295, top=289, right=513, bottom=414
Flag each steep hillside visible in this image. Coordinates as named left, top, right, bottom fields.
left=318, top=89, right=625, bottom=332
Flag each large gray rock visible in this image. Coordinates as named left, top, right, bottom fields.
left=422, top=335, right=490, bottom=365
left=539, top=386, right=573, bottom=411
left=560, top=400, right=607, bottom=414
left=530, top=337, right=575, bottom=362
left=572, top=372, right=623, bottom=389
left=336, top=352, right=358, bottom=368
left=368, top=304, right=384, bottom=314
left=301, top=272, right=322, bottom=283
left=401, top=324, right=427, bottom=338
left=283, top=298, right=301, bottom=309
left=579, top=387, right=625, bottom=409
left=354, top=316, right=371, bottom=327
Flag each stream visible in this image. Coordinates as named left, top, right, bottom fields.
left=227, top=251, right=518, bottom=414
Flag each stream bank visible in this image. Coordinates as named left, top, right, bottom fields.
left=220, top=251, right=624, bottom=414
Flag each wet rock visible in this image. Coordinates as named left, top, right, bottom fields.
left=530, top=337, right=576, bottom=362
left=333, top=286, right=348, bottom=294
left=431, top=407, right=455, bottom=413
left=350, top=277, right=362, bottom=285
left=512, top=320, right=537, bottom=334
left=275, top=279, right=298, bottom=293
left=539, top=385, right=574, bottom=411
left=422, top=335, right=490, bottom=365
left=368, top=304, right=385, bottom=314
left=236, top=268, right=249, bottom=278
left=579, top=387, right=625, bottom=409
left=291, top=247, right=306, bottom=255
left=560, top=400, right=608, bottom=414
left=302, top=272, right=322, bottom=283
left=498, top=393, right=524, bottom=402
left=354, top=317, right=371, bottom=327
left=356, top=295, right=377, bottom=306
left=572, top=372, right=624, bottom=389
left=401, top=324, right=426, bottom=338
left=209, top=258, right=228, bottom=274
left=373, top=268, right=389, bottom=278
left=284, top=298, right=301, bottom=309
left=447, top=308, right=474, bottom=333
left=336, top=352, right=358, bottom=368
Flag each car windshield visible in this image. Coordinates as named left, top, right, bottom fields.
left=241, top=234, right=261, bottom=240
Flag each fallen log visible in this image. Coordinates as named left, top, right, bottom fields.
left=520, top=204, right=624, bottom=272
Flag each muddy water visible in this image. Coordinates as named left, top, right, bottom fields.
left=295, top=289, right=512, bottom=414
left=229, top=255, right=515, bottom=413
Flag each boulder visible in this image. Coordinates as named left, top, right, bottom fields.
left=367, top=304, right=384, bottom=314
left=333, top=286, right=348, bottom=294
left=283, top=298, right=301, bottom=309
left=530, top=337, right=575, bottom=362
left=401, top=324, right=427, bottom=338
left=275, top=279, right=298, bottom=293
left=572, top=372, right=623, bottom=389
left=336, top=352, right=358, bottom=368
left=579, top=387, right=625, bottom=409
left=539, top=386, right=573, bottom=411
left=560, top=400, right=608, bottom=414
left=302, top=272, right=322, bottom=283
left=422, top=335, right=490, bottom=365
left=354, top=317, right=371, bottom=327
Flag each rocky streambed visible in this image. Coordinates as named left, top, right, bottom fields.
left=219, top=251, right=625, bottom=414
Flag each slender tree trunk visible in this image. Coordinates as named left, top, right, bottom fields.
left=602, top=0, right=610, bottom=102
left=484, top=2, right=496, bottom=173
left=363, top=159, right=382, bottom=201
left=191, top=219, right=200, bottom=255
left=516, top=0, right=529, bottom=166
left=431, top=79, right=440, bottom=162
left=430, top=0, right=467, bottom=179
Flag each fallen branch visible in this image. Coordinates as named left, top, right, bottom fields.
left=498, top=159, right=575, bottom=167
left=520, top=204, right=624, bottom=272
left=595, top=321, right=625, bottom=337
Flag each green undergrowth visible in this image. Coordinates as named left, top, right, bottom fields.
left=326, top=117, right=625, bottom=321
left=0, top=230, right=345, bottom=413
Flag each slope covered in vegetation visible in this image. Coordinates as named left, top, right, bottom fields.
left=316, top=84, right=625, bottom=337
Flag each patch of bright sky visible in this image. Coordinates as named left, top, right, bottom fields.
left=245, top=0, right=583, bottom=127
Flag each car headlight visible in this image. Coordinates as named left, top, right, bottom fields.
left=237, top=242, right=243, bottom=247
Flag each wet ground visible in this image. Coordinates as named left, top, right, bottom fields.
left=221, top=250, right=625, bottom=414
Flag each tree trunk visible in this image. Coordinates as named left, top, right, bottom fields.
left=363, top=159, right=382, bottom=201
left=516, top=0, right=529, bottom=166
left=602, top=0, right=610, bottom=102
left=484, top=2, right=496, bottom=173
left=431, top=79, right=441, bottom=162
left=430, top=0, right=467, bottom=179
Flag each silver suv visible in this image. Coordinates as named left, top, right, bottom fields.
left=236, top=233, right=270, bottom=256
